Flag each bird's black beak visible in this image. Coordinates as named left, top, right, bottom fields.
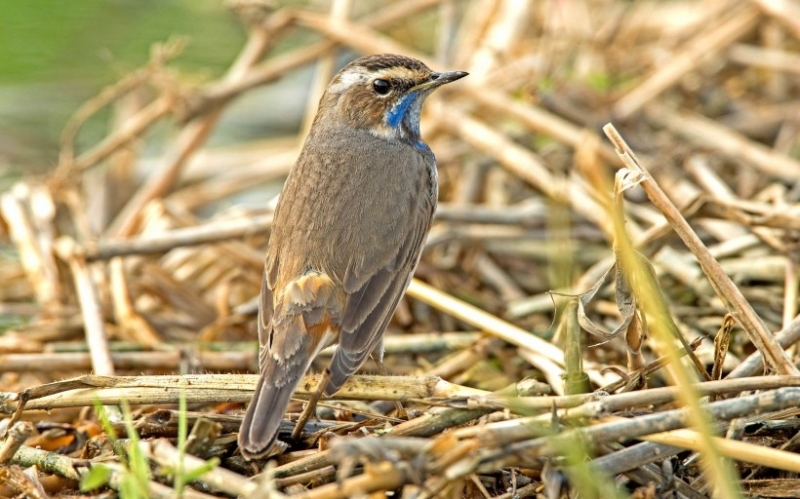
left=417, top=70, right=469, bottom=90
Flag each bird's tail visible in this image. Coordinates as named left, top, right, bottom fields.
left=239, top=270, right=340, bottom=459
left=238, top=355, right=306, bottom=460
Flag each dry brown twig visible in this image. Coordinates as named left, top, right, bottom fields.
left=56, top=38, right=188, bottom=177
left=53, top=237, right=115, bottom=377
left=612, top=3, right=760, bottom=120
left=107, top=11, right=292, bottom=238
left=1, top=373, right=486, bottom=413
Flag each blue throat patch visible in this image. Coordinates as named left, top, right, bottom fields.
left=385, top=91, right=418, bottom=130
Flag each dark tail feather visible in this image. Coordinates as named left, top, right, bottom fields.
left=238, top=369, right=301, bottom=460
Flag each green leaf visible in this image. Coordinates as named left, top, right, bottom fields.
left=182, top=457, right=220, bottom=483
left=80, top=464, right=111, bottom=491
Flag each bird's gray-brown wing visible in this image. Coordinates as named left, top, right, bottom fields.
left=326, top=184, right=435, bottom=394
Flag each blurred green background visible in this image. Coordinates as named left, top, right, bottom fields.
left=0, top=0, right=246, bottom=174
left=0, top=0, right=439, bottom=184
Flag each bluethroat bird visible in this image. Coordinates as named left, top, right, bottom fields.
left=238, top=54, right=467, bottom=459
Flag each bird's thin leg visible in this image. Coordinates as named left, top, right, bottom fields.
left=371, top=353, right=405, bottom=417
left=291, top=369, right=330, bottom=440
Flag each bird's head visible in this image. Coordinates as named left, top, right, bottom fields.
left=316, top=54, right=467, bottom=146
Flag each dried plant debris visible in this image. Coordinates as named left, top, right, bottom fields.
left=2, top=1, right=800, bottom=497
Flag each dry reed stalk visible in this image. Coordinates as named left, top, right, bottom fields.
left=612, top=3, right=760, bottom=119
left=753, top=0, right=800, bottom=38
left=604, top=125, right=797, bottom=376
left=0, top=185, right=62, bottom=308
left=53, top=237, right=115, bottom=376
left=85, top=214, right=274, bottom=261
left=70, top=97, right=174, bottom=175
left=10, top=445, right=219, bottom=499
left=728, top=43, right=800, bottom=75
left=0, top=350, right=256, bottom=372
left=142, top=438, right=257, bottom=496
left=406, top=279, right=567, bottom=390
left=647, top=103, right=800, bottom=181
left=637, top=423, right=800, bottom=474
left=107, top=12, right=288, bottom=238
left=606, top=135, right=741, bottom=498
left=2, top=373, right=487, bottom=413
left=189, top=0, right=448, bottom=114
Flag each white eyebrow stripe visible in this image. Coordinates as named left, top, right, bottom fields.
left=328, top=68, right=369, bottom=93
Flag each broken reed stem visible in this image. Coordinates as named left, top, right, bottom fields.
left=728, top=315, right=800, bottom=378
left=612, top=4, right=760, bottom=120
left=0, top=422, right=34, bottom=464
left=193, top=0, right=447, bottom=114
left=53, top=237, right=115, bottom=377
left=107, top=14, right=285, bottom=239
left=0, top=187, right=62, bottom=307
left=72, top=97, right=173, bottom=175
left=2, top=374, right=486, bottom=413
left=603, top=124, right=798, bottom=377
left=85, top=200, right=548, bottom=262
left=86, top=213, right=274, bottom=261
left=57, top=38, right=186, bottom=168
left=636, top=424, right=800, bottom=474
left=289, top=461, right=407, bottom=499
left=646, top=103, right=800, bottom=181
left=143, top=439, right=256, bottom=497
left=453, top=388, right=800, bottom=477
left=752, top=0, right=800, bottom=39
left=406, top=279, right=566, bottom=387
left=0, top=333, right=479, bottom=372
left=609, top=144, right=741, bottom=498
left=10, top=445, right=219, bottom=499
left=454, top=376, right=800, bottom=418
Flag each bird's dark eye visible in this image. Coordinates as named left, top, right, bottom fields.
left=372, top=79, right=391, bottom=95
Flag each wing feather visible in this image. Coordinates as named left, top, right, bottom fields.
left=327, top=269, right=412, bottom=394
left=327, top=196, right=433, bottom=394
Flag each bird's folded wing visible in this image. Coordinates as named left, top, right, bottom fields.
left=329, top=200, right=433, bottom=392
